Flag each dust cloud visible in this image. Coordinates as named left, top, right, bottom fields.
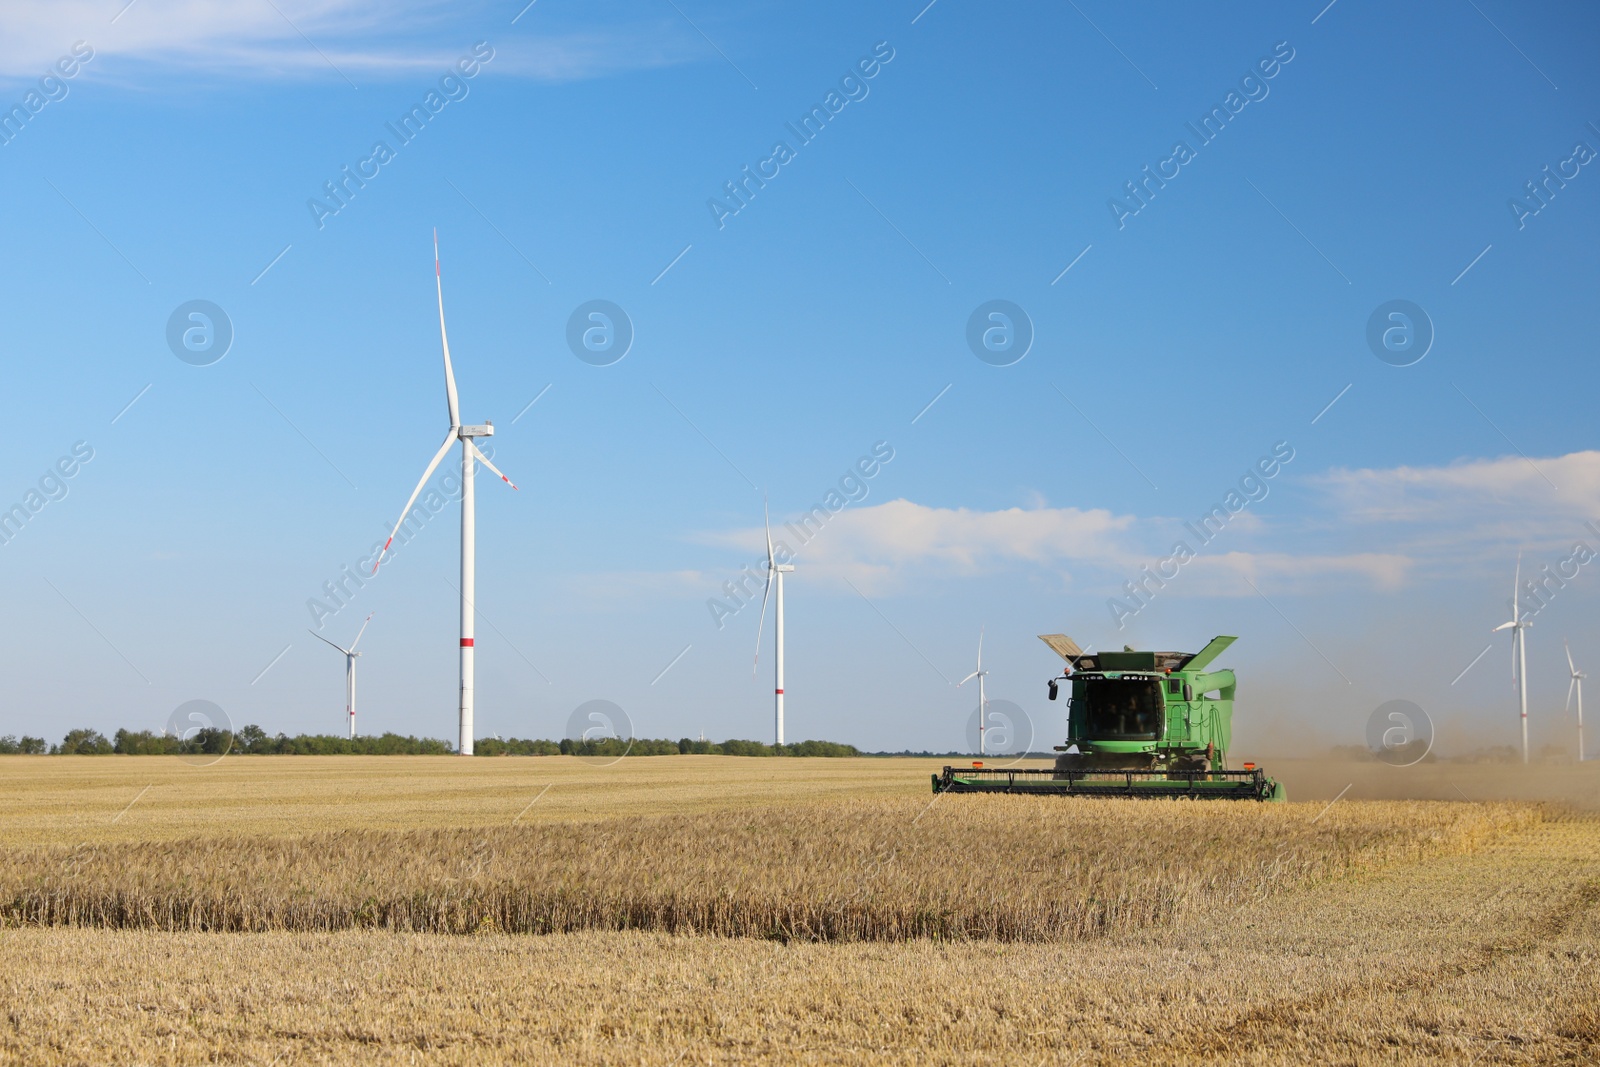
left=1256, top=759, right=1599, bottom=807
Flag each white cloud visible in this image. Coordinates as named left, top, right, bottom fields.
left=1309, top=451, right=1600, bottom=570
left=808, top=499, right=1137, bottom=571
left=704, top=497, right=1409, bottom=599
left=1179, top=551, right=1412, bottom=595
left=1317, top=450, right=1600, bottom=526
left=685, top=451, right=1600, bottom=604
left=702, top=499, right=1139, bottom=592
left=0, top=0, right=697, bottom=82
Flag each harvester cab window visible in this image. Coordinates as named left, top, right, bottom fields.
left=1082, top=678, right=1164, bottom=741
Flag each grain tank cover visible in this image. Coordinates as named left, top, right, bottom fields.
left=1180, top=636, right=1237, bottom=673
left=1036, top=635, right=1191, bottom=672
left=1037, top=634, right=1084, bottom=662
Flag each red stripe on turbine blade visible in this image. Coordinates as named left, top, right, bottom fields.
left=775, top=689, right=784, bottom=694
left=461, top=638, right=475, bottom=647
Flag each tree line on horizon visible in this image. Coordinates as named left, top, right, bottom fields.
left=0, top=728, right=864, bottom=758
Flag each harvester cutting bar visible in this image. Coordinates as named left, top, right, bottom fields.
left=932, top=766, right=1280, bottom=801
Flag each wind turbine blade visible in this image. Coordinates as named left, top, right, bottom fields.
left=1492, top=621, right=1516, bottom=632
left=753, top=501, right=775, bottom=674
left=1569, top=677, right=1578, bottom=713
left=1567, top=639, right=1577, bottom=676
left=977, top=625, right=984, bottom=672
left=307, top=629, right=351, bottom=655
left=468, top=441, right=518, bottom=490
left=1512, top=551, right=1521, bottom=621
left=763, top=497, right=775, bottom=569
left=373, top=430, right=459, bottom=572
left=753, top=572, right=772, bottom=674
left=434, top=229, right=461, bottom=430
left=957, top=670, right=979, bottom=687
left=348, top=612, right=374, bottom=652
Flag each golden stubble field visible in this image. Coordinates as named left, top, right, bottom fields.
left=1, top=755, right=1598, bottom=1065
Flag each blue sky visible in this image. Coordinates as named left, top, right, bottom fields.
left=0, top=0, right=1596, bottom=757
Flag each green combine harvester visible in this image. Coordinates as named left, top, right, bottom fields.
left=932, top=634, right=1286, bottom=801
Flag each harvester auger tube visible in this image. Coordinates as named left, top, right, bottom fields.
left=932, top=634, right=1288, bottom=801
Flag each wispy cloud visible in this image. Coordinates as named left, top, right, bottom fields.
left=1316, top=450, right=1600, bottom=525
left=1178, top=551, right=1412, bottom=595
left=1308, top=451, right=1600, bottom=574
left=0, top=0, right=700, bottom=82
left=808, top=499, right=1137, bottom=572
left=692, top=450, right=1600, bottom=600
left=702, top=499, right=1140, bottom=592
left=763, top=499, right=1413, bottom=598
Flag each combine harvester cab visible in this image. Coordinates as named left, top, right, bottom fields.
left=933, top=634, right=1286, bottom=801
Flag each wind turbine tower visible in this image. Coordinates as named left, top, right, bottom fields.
left=959, top=628, right=990, bottom=756
left=1492, top=554, right=1531, bottom=765
left=755, top=501, right=794, bottom=746
left=374, top=232, right=520, bottom=756
left=309, top=613, right=373, bottom=739
left=1567, top=639, right=1586, bottom=762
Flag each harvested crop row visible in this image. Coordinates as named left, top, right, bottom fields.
left=1, top=797, right=1537, bottom=941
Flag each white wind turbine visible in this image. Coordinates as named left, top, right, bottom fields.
left=1566, top=639, right=1586, bottom=763
left=374, top=231, right=519, bottom=757
left=1491, top=553, right=1531, bottom=765
left=958, top=627, right=989, bottom=755
left=309, top=612, right=373, bottom=739
left=754, top=500, right=794, bottom=746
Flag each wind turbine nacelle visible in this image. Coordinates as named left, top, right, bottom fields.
left=459, top=423, right=494, bottom=438
left=775, top=564, right=795, bottom=573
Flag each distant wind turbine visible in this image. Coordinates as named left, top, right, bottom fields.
left=1491, top=553, right=1531, bottom=765
left=754, top=500, right=794, bottom=746
left=1566, top=639, right=1586, bottom=763
left=958, top=627, right=989, bottom=756
left=373, top=231, right=520, bottom=756
left=309, top=612, right=373, bottom=739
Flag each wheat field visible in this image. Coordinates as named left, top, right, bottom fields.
left=1, top=755, right=1597, bottom=1064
